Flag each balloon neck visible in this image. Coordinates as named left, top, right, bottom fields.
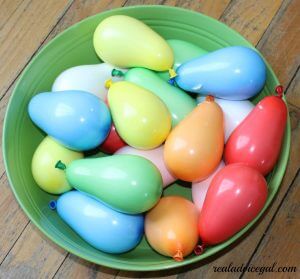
left=206, top=95, right=214, bottom=102
left=48, top=200, right=57, bottom=210
left=105, top=79, right=113, bottom=89
left=55, top=160, right=66, bottom=170
left=194, top=244, right=205, bottom=256
left=168, top=68, right=177, bottom=86
left=173, top=250, right=183, bottom=262
left=275, top=85, right=284, bottom=98
left=111, top=69, right=125, bottom=77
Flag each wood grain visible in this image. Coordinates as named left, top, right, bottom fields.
left=286, top=68, right=300, bottom=108
left=0, top=0, right=72, bottom=98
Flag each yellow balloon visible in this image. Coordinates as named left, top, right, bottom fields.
left=93, top=15, right=173, bottom=71
left=108, top=81, right=172, bottom=149
left=32, top=136, right=83, bottom=194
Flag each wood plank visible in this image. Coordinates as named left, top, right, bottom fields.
left=257, top=0, right=300, bottom=88
left=221, top=0, right=283, bottom=45
left=286, top=68, right=300, bottom=109
left=0, top=223, right=67, bottom=278
left=0, top=0, right=72, bottom=98
left=243, top=171, right=300, bottom=278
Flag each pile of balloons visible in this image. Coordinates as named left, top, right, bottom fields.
left=28, top=15, right=288, bottom=261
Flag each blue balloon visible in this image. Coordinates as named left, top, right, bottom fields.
left=175, top=46, right=266, bottom=100
left=56, top=191, right=144, bottom=254
left=28, top=90, right=111, bottom=151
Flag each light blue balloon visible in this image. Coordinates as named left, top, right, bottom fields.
left=56, top=191, right=144, bottom=254
left=175, top=46, right=266, bottom=100
left=28, top=90, right=111, bottom=151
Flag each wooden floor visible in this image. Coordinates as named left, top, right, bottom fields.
left=0, top=0, right=299, bottom=278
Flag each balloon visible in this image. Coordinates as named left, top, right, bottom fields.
left=99, top=124, right=127, bottom=154
left=197, top=96, right=254, bottom=142
left=198, top=164, right=268, bottom=245
left=175, top=46, right=266, bottom=100
left=115, top=67, right=196, bottom=127
left=57, top=191, right=144, bottom=253
left=52, top=63, right=126, bottom=101
left=28, top=91, right=111, bottom=151
left=145, top=196, right=199, bottom=261
left=57, top=155, right=163, bottom=214
left=108, top=81, right=171, bottom=149
left=225, top=94, right=287, bottom=175
left=192, top=161, right=225, bottom=212
left=93, top=15, right=173, bottom=71
left=115, top=145, right=176, bottom=187
left=158, top=39, right=207, bottom=81
left=164, top=96, right=224, bottom=182
left=32, top=136, right=83, bottom=194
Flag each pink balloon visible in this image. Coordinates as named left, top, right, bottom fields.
left=115, top=145, right=176, bottom=187
left=192, top=161, right=225, bottom=212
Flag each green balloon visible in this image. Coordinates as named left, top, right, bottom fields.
left=158, top=39, right=208, bottom=81
left=63, top=155, right=163, bottom=214
left=123, top=68, right=197, bottom=127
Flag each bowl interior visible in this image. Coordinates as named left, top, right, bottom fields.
left=3, top=5, right=290, bottom=271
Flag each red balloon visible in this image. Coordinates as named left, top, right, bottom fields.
left=99, top=124, right=127, bottom=154
left=224, top=95, right=287, bottom=175
left=198, top=164, right=267, bottom=245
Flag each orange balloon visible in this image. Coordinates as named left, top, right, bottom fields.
left=145, top=196, right=199, bottom=261
left=164, top=96, right=224, bottom=182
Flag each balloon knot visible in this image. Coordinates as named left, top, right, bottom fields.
left=168, top=68, right=177, bottom=79
left=105, top=79, right=113, bottom=89
left=206, top=95, right=214, bottom=102
left=48, top=200, right=57, bottom=210
left=194, top=244, right=205, bottom=256
left=168, top=78, right=176, bottom=86
left=173, top=250, right=183, bottom=262
left=275, top=85, right=284, bottom=98
left=55, top=160, right=66, bottom=170
left=111, top=69, right=125, bottom=77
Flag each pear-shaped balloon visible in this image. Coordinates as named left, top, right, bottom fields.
left=57, top=191, right=144, bottom=253
left=93, top=15, right=173, bottom=71
left=28, top=91, right=111, bottom=151
left=175, top=46, right=266, bottom=100
left=158, top=39, right=207, bottom=81
left=145, top=196, right=199, bottom=261
left=115, top=145, right=176, bottom=187
left=197, top=96, right=254, bottom=142
left=57, top=155, right=163, bottom=214
left=108, top=81, right=171, bottom=149
left=164, top=96, right=224, bottom=182
left=52, top=63, right=126, bottom=100
left=225, top=90, right=287, bottom=175
left=32, top=136, right=83, bottom=194
left=112, top=68, right=196, bottom=126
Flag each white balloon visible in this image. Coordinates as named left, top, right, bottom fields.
left=192, top=161, right=225, bottom=212
left=197, top=96, right=254, bottom=142
left=115, top=145, right=176, bottom=188
left=52, top=63, right=126, bottom=100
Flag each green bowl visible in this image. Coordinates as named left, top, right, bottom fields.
left=3, top=5, right=290, bottom=271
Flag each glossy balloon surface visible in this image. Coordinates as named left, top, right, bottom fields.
left=65, top=155, right=163, bottom=214
left=164, top=97, right=224, bottom=182
left=199, top=164, right=268, bottom=245
left=197, top=96, right=254, bottom=142
left=52, top=63, right=126, bottom=100
left=192, top=161, right=225, bottom=212
left=93, top=15, right=173, bottom=71
left=158, top=39, right=207, bottom=81
left=124, top=68, right=196, bottom=127
left=32, top=137, right=83, bottom=194
left=145, top=196, right=199, bottom=261
left=225, top=96, right=287, bottom=175
left=57, top=191, right=144, bottom=253
left=28, top=91, right=111, bottom=151
left=108, top=81, right=171, bottom=149
left=175, top=46, right=266, bottom=100
left=116, top=145, right=176, bottom=187
left=99, top=124, right=127, bottom=154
